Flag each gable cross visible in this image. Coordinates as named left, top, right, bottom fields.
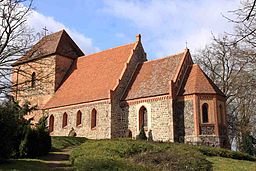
left=43, top=26, right=48, bottom=36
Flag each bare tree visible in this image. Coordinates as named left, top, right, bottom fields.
left=225, top=0, right=256, bottom=49
left=0, top=0, right=35, bottom=97
left=195, top=36, right=256, bottom=152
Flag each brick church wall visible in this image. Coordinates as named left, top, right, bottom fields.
left=12, top=56, right=57, bottom=121
left=123, top=95, right=174, bottom=142
left=47, top=99, right=111, bottom=139
left=12, top=55, right=75, bottom=122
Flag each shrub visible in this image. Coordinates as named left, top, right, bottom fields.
left=136, top=126, right=147, bottom=140
left=0, top=102, right=17, bottom=160
left=19, top=116, right=51, bottom=158
left=196, top=145, right=256, bottom=161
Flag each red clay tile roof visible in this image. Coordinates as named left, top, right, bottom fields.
left=123, top=52, right=185, bottom=100
left=12, top=30, right=84, bottom=66
left=178, top=64, right=225, bottom=96
left=43, top=43, right=136, bottom=109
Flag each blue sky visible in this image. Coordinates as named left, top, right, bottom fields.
left=28, top=0, right=240, bottom=60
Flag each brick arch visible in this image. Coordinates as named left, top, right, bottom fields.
left=49, top=114, right=54, bottom=133
left=62, top=112, right=68, bottom=128
left=76, top=110, right=82, bottom=126
left=139, top=106, right=147, bottom=130
left=202, top=103, right=209, bottom=123
left=136, top=103, right=151, bottom=133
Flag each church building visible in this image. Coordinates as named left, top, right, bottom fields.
left=12, top=30, right=228, bottom=147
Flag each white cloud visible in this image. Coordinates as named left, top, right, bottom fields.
left=102, top=0, right=241, bottom=57
left=26, top=11, right=99, bottom=54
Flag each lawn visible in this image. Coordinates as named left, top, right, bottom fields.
left=208, top=156, right=256, bottom=171
left=0, top=137, right=255, bottom=171
left=0, top=158, right=49, bottom=171
left=51, top=136, right=87, bottom=150
left=0, top=136, right=86, bottom=171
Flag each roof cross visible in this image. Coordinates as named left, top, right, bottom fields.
left=43, top=26, right=48, bottom=36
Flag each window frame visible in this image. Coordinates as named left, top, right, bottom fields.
left=62, top=112, right=68, bottom=128
left=91, top=109, right=97, bottom=129
left=202, top=103, right=209, bottom=123
left=76, top=110, right=82, bottom=127
left=139, top=106, right=148, bottom=130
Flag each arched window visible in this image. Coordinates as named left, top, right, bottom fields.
left=76, top=110, right=82, bottom=126
left=219, top=104, right=223, bottom=124
left=31, top=72, right=36, bottom=87
left=62, top=112, right=68, bottom=128
left=49, top=115, right=54, bottom=133
left=139, top=106, right=147, bottom=129
left=91, top=109, right=97, bottom=129
left=202, top=103, right=209, bottom=123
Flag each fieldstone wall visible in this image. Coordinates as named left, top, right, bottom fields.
left=46, top=100, right=111, bottom=139
left=198, top=135, right=221, bottom=147
left=175, top=99, right=195, bottom=143
left=123, top=96, right=174, bottom=142
left=111, top=42, right=146, bottom=138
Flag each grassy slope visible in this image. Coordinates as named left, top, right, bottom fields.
left=0, top=159, right=49, bottom=171
left=51, top=136, right=87, bottom=150
left=0, top=137, right=255, bottom=171
left=70, top=139, right=256, bottom=171
left=0, top=136, right=86, bottom=171
left=70, top=139, right=211, bottom=170
left=208, top=156, right=256, bottom=171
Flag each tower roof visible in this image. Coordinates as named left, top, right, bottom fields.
left=178, top=64, right=225, bottom=96
left=12, top=30, right=84, bottom=66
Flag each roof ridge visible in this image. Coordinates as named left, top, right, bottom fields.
left=173, top=49, right=189, bottom=82
left=144, top=51, right=185, bottom=64
left=53, top=30, right=65, bottom=52
left=112, top=40, right=141, bottom=91
left=79, top=42, right=136, bottom=58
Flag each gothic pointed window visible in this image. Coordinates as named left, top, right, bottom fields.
left=76, top=110, right=82, bottom=126
left=62, top=112, right=68, bottom=128
left=219, top=104, right=223, bottom=124
left=31, top=72, right=36, bottom=87
left=49, top=115, right=54, bottom=133
left=139, top=106, right=147, bottom=129
left=202, top=103, right=209, bottom=123
left=91, top=109, right=97, bottom=129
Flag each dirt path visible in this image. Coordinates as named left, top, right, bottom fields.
left=39, top=148, right=74, bottom=170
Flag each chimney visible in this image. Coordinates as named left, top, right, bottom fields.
left=136, top=34, right=141, bottom=42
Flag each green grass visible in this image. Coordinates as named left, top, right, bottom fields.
left=70, top=139, right=212, bottom=171
left=0, top=158, right=49, bottom=171
left=51, top=136, right=87, bottom=150
left=1, top=137, right=255, bottom=171
left=195, top=145, right=256, bottom=161
left=208, top=156, right=256, bottom=171
left=0, top=136, right=86, bottom=171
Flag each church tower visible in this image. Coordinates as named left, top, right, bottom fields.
left=12, top=30, right=84, bottom=122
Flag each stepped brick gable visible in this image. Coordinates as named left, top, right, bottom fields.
left=12, top=30, right=228, bottom=148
